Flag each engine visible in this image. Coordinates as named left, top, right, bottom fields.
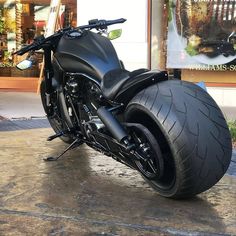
left=64, top=75, right=105, bottom=134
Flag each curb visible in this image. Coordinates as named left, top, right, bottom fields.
left=0, top=119, right=50, bottom=131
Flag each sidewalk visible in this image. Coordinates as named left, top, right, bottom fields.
left=0, top=92, right=45, bottom=120
left=221, top=106, right=236, bottom=121
left=1, top=91, right=236, bottom=121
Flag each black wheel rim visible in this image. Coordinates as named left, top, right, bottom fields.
left=130, top=125, right=164, bottom=180
left=126, top=110, right=177, bottom=191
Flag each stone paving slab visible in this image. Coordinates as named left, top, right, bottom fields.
left=0, top=128, right=235, bottom=235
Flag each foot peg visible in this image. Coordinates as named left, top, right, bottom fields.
left=47, top=131, right=66, bottom=141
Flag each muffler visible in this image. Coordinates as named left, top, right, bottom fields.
left=97, top=107, right=128, bottom=143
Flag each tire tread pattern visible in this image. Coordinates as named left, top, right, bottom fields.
left=127, top=80, right=232, bottom=198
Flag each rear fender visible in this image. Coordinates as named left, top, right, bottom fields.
left=114, top=70, right=168, bottom=104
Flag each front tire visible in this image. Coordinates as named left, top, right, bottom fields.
left=40, top=80, right=75, bottom=144
left=125, top=80, right=232, bottom=198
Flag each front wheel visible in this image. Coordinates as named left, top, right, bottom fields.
left=40, top=80, right=76, bottom=144
left=125, top=80, right=232, bottom=198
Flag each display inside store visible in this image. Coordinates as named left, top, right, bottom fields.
left=167, top=0, right=236, bottom=70
left=0, top=0, right=76, bottom=77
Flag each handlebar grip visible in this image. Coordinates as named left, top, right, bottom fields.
left=96, top=18, right=127, bottom=30
left=106, top=18, right=127, bottom=26
left=15, top=44, right=36, bottom=56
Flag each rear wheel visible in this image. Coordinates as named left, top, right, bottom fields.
left=128, top=124, right=164, bottom=180
left=125, top=80, right=232, bottom=198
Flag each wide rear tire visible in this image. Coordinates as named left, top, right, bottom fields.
left=125, top=80, right=232, bottom=198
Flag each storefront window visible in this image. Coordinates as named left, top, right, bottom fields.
left=167, top=0, right=236, bottom=71
left=0, top=0, right=76, bottom=77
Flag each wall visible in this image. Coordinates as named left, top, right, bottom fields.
left=77, top=0, right=148, bottom=71
left=182, top=70, right=236, bottom=108
left=150, top=0, right=166, bottom=70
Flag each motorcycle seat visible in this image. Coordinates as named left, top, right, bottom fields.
left=101, top=68, right=149, bottom=101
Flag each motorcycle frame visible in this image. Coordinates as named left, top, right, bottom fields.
left=19, top=21, right=167, bottom=171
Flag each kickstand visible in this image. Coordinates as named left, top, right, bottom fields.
left=43, top=138, right=79, bottom=162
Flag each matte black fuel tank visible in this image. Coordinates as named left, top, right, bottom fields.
left=54, top=31, right=122, bottom=81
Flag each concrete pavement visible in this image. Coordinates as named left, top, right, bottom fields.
left=0, top=91, right=236, bottom=235
left=0, top=128, right=235, bottom=235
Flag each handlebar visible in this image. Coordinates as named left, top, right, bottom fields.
left=81, top=18, right=126, bottom=30
left=15, top=18, right=126, bottom=56
left=16, top=42, right=39, bottom=56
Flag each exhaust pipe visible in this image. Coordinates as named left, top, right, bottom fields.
left=97, top=107, right=128, bottom=143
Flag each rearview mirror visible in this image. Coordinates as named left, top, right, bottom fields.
left=16, top=59, right=33, bottom=70
left=108, top=29, right=122, bottom=40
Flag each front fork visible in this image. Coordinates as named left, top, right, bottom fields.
left=43, top=46, right=74, bottom=130
left=43, top=45, right=54, bottom=107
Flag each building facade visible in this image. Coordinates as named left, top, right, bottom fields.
left=0, top=0, right=235, bottom=113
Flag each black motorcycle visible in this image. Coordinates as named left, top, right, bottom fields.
left=15, top=18, right=232, bottom=199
